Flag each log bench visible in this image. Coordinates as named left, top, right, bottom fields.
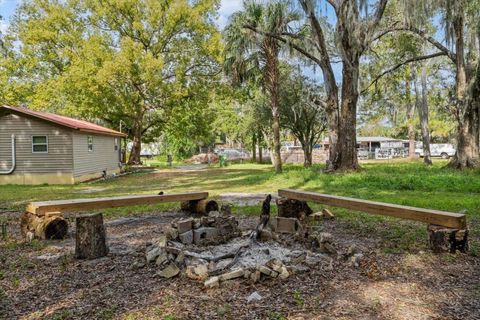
left=278, top=189, right=468, bottom=253
left=21, top=192, right=218, bottom=240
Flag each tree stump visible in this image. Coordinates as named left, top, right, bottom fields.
left=181, top=199, right=219, bottom=215
left=20, top=212, right=68, bottom=240
left=276, top=197, right=313, bottom=220
left=428, top=224, right=468, bottom=253
left=75, top=213, right=109, bottom=259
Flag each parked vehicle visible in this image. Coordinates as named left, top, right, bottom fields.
left=415, top=143, right=456, bottom=159
left=217, top=149, right=250, bottom=161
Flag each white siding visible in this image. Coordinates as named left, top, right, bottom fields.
left=72, top=133, right=120, bottom=176
left=0, top=113, right=73, bottom=173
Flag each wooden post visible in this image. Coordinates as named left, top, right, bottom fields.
left=75, top=213, right=109, bottom=259
left=428, top=224, right=468, bottom=253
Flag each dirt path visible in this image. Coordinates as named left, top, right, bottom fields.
left=1, top=211, right=479, bottom=320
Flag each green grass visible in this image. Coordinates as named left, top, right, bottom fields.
left=0, top=160, right=479, bottom=253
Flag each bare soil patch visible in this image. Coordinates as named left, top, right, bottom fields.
left=1, top=210, right=479, bottom=320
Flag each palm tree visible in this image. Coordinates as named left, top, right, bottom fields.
left=223, top=0, right=300, bottom=173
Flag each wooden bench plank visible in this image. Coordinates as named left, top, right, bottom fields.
left=278, top=189, right=466, bottom=229
left=27, top=192, right=209, bottom=216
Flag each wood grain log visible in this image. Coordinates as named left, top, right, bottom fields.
left=75, top=213, right=109, bottom=259
left=181, top=199, right=219, bottom=215
left=20, top=211, right=68, bottom=240
left=428, top=224, right=468, bottom=253
left=276, top=197, right=313, bottom=220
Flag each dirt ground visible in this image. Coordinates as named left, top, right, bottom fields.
left=1, top=208, right=479, bottom=320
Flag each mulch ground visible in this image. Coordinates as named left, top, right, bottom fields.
left=1, top=210, right=479, bottom=320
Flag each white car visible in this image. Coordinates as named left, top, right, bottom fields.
left=415, top=143, right=456, bottom=159
left=218, top=149, right=250, bottom=160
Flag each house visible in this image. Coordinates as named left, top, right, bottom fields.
left=0, top=105, right=126, bottom=185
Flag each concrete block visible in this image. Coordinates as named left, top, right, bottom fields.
left=273, top=217, right=298, bottom=234
left=219, top=268, right=244, bottom=281
left=193, top=227, right=219, bottom=244
left=204, top=276, right=220, bottom=288
left=177, top=218, right=193, bottom=234
left=178, top=230, right=193, bottom=244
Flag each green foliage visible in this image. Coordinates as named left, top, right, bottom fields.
left=2, top=0, right=222, bottom=162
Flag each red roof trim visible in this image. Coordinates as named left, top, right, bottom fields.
left=1, top=105, right=127, bottom=137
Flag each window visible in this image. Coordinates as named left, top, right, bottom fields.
left=87, top=136, right=93, bottom=152
left=32, top=136, right=48, bottom=153
left=114, top=138, right=119, bottom=151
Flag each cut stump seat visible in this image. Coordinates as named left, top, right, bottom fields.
left=22, top=192, right=213, bottom=240
left=278, top=189, right=468, bottom=253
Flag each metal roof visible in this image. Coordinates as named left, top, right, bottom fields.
left=1, top=105, right=127, bottom=137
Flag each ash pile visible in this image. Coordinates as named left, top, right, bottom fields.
left=144, top=195, right=337, bottom=288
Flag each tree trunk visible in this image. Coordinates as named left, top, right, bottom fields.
left=252, top=133, right=257, bottom=162
left=413, top=63, right=432, bottom=165
left=332, top=57, right=360, bottom=171
left=75, top=213, right=109, bottom=259
left=128, top=120, right=142, bottom=165
left=448, top=14, right=480, bottom=168
left=450, top=101, right=480, bottom=168
left=264, top=42, right=282, bottom=173
left=300, top=141, right=312, bottom=168
left=406, top=74, right=416, bottom=158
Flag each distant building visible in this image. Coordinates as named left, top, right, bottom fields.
left=0, top=105, right=126, bottom=185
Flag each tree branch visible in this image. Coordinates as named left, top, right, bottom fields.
left=372, top=25, right=456, bottom=62
left=368, top=0, right=389, bottom=35
left=361, top=51, right=447, bottom=94
left=243, top=25, right=322, bottom=66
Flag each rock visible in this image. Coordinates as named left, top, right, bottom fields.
left=319, top=232, right=333, bottom=243
left=266, top=258, right=284, bottom=273
left=208, top=211, right=221, bottom=218
left=319, top=242, right=336, bottom=254
left=219, top=268, right=244, bottom=281
left=26, top=231, right=34, bottom=243
left=291, top=265, right=310, bottom=274
left=244, top=269, right=252, bottom=279
left=204, top=276, right=220, bottom=288
left=186, top=264, right=209, bottom=281
left=258, top=265, right=273, bottom=276
left=157, top=263, right=180, bottom=278
left=250, top=270, right=261, bottom=283
left=156, top=235, right=167, bottom=248
left=346, top=244, right=358, bottom=256
left=177, top=218, right=193, bottom=234
left=175, top=252, right=185, bottom=265
left=179, top=230, right=193, bottom=245
left=270, top=270, right=279, bottom=278
left=164, top=226, right=179, bottom=240
left=351, top=253, right=364, bottom=268
left=146, top=247, right=162, bottom=263
left=155, top=251, right=169, bottom=266
left=260, top=229, right=273, bottom=242
left=193, top=227, right=219, bottom=245
left=247, top=291, right=263, bottom=303
left=132, top=261, right=145, bottom=269
left=278, top=266, right=290, bottom=279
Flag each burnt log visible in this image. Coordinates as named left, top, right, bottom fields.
left=20, top=211, right=68, bottom=240
left=181, top=199, right=219, bottom=215
left=75, top=213, right=109, bottom=259
left=276, top=197, right=313, bottom=220
left=428, top=224, right=468, bottom=253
